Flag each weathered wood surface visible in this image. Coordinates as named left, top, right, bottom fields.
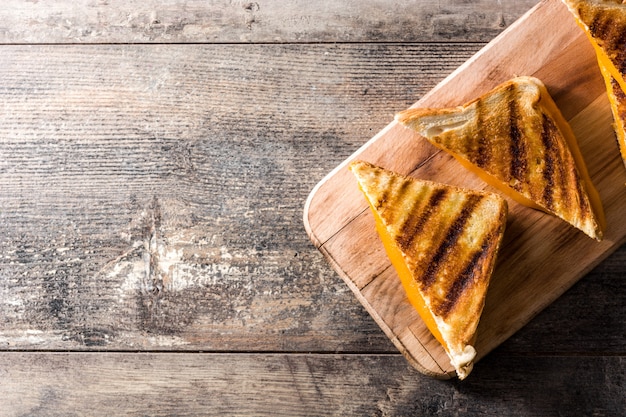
left=0, top=43, right=487, bottom=351
left=0, top=352, right=624, bottom=417
left=0, top=0, right=538, bottom=43
left=0, top=0, right=624, bottom=415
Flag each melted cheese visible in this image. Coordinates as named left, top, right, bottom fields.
left=432, top=143, right=546, bottom=212
left=586, top=27, right=626, bottom=94
left=366, top=195, right=448, bottom=349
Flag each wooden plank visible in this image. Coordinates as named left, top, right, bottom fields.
left=304, top=0, right=626, bottom=377
left=499, top=245, right=626, bottom=354
left=0, top=0, right=538, bottom=44
left=0, top=43, right=483, bottom=351
left=0, top=352, right=623, bottom=416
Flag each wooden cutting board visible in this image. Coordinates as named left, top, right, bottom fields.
left=303, top=0, right=626, bottom=379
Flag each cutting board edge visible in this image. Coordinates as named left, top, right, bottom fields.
left=315, top=242, right=456, bottom=379
left=302, top=120, right=402, bottom=247
left=474, top=232, right=626, bottom=357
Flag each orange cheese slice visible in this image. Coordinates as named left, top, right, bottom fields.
left=349, top=160, right=508, bottom=379
left=395, top=76, right=605, bottom=241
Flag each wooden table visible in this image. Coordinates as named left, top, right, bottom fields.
left=0, top=1, right=623, bottom=415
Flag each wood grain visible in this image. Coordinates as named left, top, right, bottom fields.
left=0, top=43, right=487, bottom=351
left=0, top=0, right=538, bottom=44
left=499, top=251, right=626, bottom=354
left=0, top=0, right=624, bottom=414
left=0, top=352, right=623, bottom=417
left=304, top=0, right=626, bottom=378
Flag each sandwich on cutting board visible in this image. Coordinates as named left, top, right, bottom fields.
left=395, top=76, right=605, bottom=241
left=349, top=160, right=508, bottom=380
left=560, top=0, right=626, bottom=170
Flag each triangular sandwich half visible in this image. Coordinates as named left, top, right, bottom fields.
left=561, top=0, right=626, bottom=94
left=561, top=0, right=626, bottom=170
left=349, top=160, right=508, bottom=380
left=395, top=76, right=604, bottom=241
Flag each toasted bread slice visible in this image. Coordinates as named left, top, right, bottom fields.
left=562, top=0, right=626, bottom=94
left=395, top=76, right=604, bottom=241
left=349, top=160, right=507, bottom=380
left=598, top=62, right=626, bottom=169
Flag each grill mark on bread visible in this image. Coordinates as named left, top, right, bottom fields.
left=613, top=77, right=626, bottom=118
left=540, top=114, right=556, bottom=211
left=556, top=147, right=572, bottom=213
left=573, top=169, right=592, bottom=225
left=396, top=188, right=447, bottom=252
left=587, top=5, right=626, bottom=74
left=603, top=13, right=626, bottom=75
left=474, top=98, right=491, bottom=168
left=589, top=10, right=611, bottom=40
left=374, top=172, right=396, bottom=210
left=507, top=84, right=527, bottom=185
left=420, top=194, right=483, bottom=290
left=434, top=241, right=488, bottom=318
left=614, top=26, right=626, bottom=74
left=378, top=173, right=419, bottom=222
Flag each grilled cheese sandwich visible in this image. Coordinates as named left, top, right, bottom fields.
left=395, top=76, right=604, bottom=241
left=349, top=160, right=507, bottom=379
left=562, top=0, right=626, bottom=93
left=562, top=0, right=626, bottom=170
